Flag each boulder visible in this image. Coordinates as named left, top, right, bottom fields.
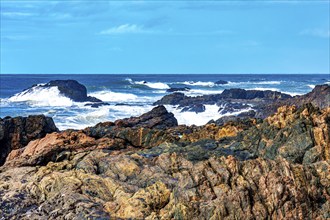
left=114, top=105, right=178, bottom=129
left=0, top=115, right=58, bottom=165
left=154, top=92, right=186, bottom=105
left=44, top=80, right=102, bottom=102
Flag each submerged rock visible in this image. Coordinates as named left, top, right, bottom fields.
left=214, top=80, right=228, bottom=85
left=167, top=87, right=191, bottom=92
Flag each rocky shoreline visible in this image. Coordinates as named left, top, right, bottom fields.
left=0, top=84, right=329, bottom=219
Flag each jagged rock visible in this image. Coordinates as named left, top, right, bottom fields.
left=208, top=110, right=258, bottom=126
left=230, top=104, right=330, bottom=164
left=0, top=115, right=58, bottom=165
left=220, top=88, right=292, bottom=99
left=218, top=101, right=250, bottom=114
left=1, top=151, right=329, bottom=219
left=113, top=105, right=178, bottom=129
left=154, top=92, right=186, bottom=105
left=181, top=104, right=206, bottom=113
left=1, top=100, right=330, bottom=219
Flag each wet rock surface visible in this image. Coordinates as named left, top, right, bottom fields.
left=1, top=88, right=330, bottom=219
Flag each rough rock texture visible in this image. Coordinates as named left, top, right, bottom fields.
left=154, top=89, right=292, bottom=107
left=0, top=103, right=330, bottom=219
left=0, top=115, right=58, bottom=165
left=113, top=105, right=178, bottom=129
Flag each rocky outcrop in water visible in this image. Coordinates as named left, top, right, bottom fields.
left=1, top=102, right=329, bottom=219
left=0, top=115, right=58, bottom=166
left=166, top=87, right=191, bottom=92
left=155, top=84, right=330, bottom=119
left=45, top=80, right=102, bottom=102
left=214, top=80, right=228, bottom=85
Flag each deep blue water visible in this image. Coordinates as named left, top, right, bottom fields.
left=0, top=74, right=329, bottom=130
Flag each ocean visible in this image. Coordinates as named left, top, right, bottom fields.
left=0, top=74, right=329, bottom=130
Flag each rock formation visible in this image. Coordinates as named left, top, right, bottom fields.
left=0, top=101, right=329, bottom=219
left=45, top=80, right=102, bottom=102
left=0, top=115, right=58, bottom=165
left=166, top=87, right=191, bottom=92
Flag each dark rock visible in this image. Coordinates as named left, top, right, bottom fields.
left=181, top=104, right=206, bottom=113
left=154, top=92, right=186, bottom=105
left=17, top=80, right=102, bottom=103
left=209, top=110, right=258, bottom=126
left=166, top=87, right=191, bottom=92
left=84, top=102, right=110, bottom=108
left=45, top=80, right=102, bottom=102
left=0, top=115, right=58, bottom=165
left=214, top=80, right=228, bottom=85
left=220, top=88, right=291, bottom=100
left=291, top=84, right=330, bottom=109
left=114, top=105, right=178, bottom=129
left=218, top=101, right=250, bottom=114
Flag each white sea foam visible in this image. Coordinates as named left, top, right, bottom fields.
left=226, top=81, right=282, bottom=86
left=164, top=104, right=252, bottom=126
left=126, top=78, right=170, bottom=89
left=55, top=107, right=111, bottom=130
left=283, top=92, right=303, bottom=96
left=8, top=85, right=74, bottom=107
left=135, top=81, right=170, bottom=89
left=183, top=89, right=223, bottom=96
left=248, top=87, right=280, bottom=91
left=251, top=81, right=282, bottom=85
left=308, top=84, right=315, bottom=89
left=89, top=90, right=139, bottom=102
left=182, top=81, right=215, bottom=87
left=54, top=104, right=155, bottom=130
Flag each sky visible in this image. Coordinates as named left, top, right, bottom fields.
left=0, top=0, right=329, bottom=74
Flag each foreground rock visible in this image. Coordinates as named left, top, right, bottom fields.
left=0, top=104, right=329, bottom=219
left=0, top=115, right=58, bottom=165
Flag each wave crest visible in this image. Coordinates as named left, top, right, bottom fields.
left=8, top=85, right=74, bottom=107
left=126, top=78, right=170, bottom=89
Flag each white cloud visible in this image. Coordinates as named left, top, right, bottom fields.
left=1, top=12, right=34, bottom=17
left=99, top=24, right=151, bottom=35
left=300, top=28, right=330, bottom=38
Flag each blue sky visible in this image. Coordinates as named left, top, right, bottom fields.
left=0, top=0, right=329, bottom=74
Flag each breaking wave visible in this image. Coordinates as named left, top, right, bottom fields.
left=126, top=78, right=170, bottom=89
left=7, top=85, right=74, bottom=107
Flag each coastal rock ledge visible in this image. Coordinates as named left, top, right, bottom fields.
left=0, top=104, right=330, bottom=218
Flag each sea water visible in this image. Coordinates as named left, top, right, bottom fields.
left=0, top=74, right=328, bottom=130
